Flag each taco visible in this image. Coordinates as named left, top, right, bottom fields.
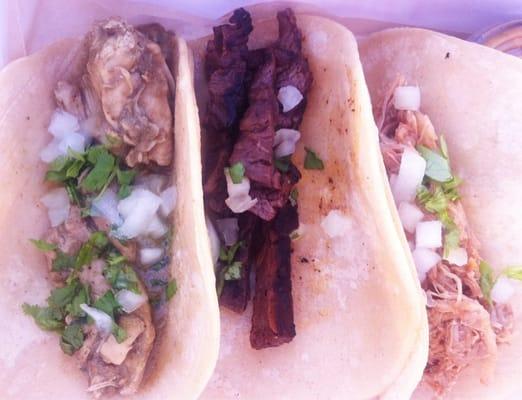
left=0, top=19, right=219, bottom=399
left=360, top=28, right=522, bottom=398
left=193, top=8, right=428, bottom=399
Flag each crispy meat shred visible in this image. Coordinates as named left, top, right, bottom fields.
left=203, top=8, right=311, bottom=349
left=380, top=78, right=514, bottom=395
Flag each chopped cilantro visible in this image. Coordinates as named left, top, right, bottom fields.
left=479, top=261, right=495, bottom=304
left=22, top=304, right=64, bottom=331
left=81, top=147, right=116, bottom=193
left=217, top=242, right=244, bottom=295
left=60, top=324, right=84, bottom=355
left=219, top=241, right=242, bottom=265
left=65, top=284, right=90, bottom=318
left=104, top=263, right=140, bottom=293
left=30, top=239, right=57, bottom=252
left=417, top=145, right=452, bottom=183
left=93, top=290, right=120, bottom=319
left=52, top=251, right=76, bottom=272
left=274, top=156, right=291, bottom=173
left=223, top=262, right=242, bottom=280
left=503, top=266, right=522, bottom=281
left=116, top=168, right=136, bottom=199
left=112, top=323, right=128, bottom=344
left=48, top=280, right=82, bottom=309
left=289, top=188, right=298, bottom=207
left=417, top=185, right=447, bottom=214
left=166, top=280, right=177, bottom=301
left=304, top=147, right=324, bottom=170
left=443, top=228, right=460, bottom=257
left=75, top=232, right=109, bottom=269
left=228, top=162, right=245, bottom=184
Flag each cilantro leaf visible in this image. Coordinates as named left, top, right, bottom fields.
left=104, top=263, right=140, bottom=293
left=228, top=162, right=245, bottom=184
left=93, top=290, right=120, bottom=319
left=224, top=262, right=242, bottom=280
left=443, top=228, right=460, bottom=257
left=479, top=261, right=495, bottom=304
left=81, top=147, right=116, bottom=193
left=503, top=266, right=522, bottom=281
left=22, top=304, right=64, bottom=331
left=75, top=232, right=109, bottom=269
left=112, top=323, right=127, bottom=343
left=166, top=280, right=177, bottom=301
left=304, top=147, right=324, bottom=170
left=30, top=239, right=57, bottom=252
left=417, top=145, right=452, bottom=183
left=60, top=324, right=84, bottom=355
left=116, top=168, right=136, bottom=199
left=65, top=283, right=90, bottom=318
left=274, top=156, right=291, bottom=173
left=52, top=251, right=76, bottom=272
left=48, top=280, right=81, bottom=309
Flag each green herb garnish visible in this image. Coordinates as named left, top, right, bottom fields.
left=22, top=304, right=64, bottom=331
left=274, top=156, right=291, bottom=173
left=166, top=280, right=177, bottom=301
left=479, top=261, right=495, bottom=304
left=228, top=162, right=245, bottom=184
left=104, top=263, right=140, bottom=293
left=75, top=232, right=109, bottom=269
left=417, top=145, right=452, bottom=183
left=112, top=323, right=128, bottom=343
left=60, top=324, right=84, bottom=355
left=304, top=147, right=324, bottom=170
left=30, top=239, right=57, bottom=252
left=93, top=290, right=120, bottom=319
left=65, top=283, right=90, bottom=318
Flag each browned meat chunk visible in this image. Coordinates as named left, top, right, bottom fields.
left=250, top=203, right=298, bottom=349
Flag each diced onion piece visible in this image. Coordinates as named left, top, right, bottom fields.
left=415, top=220, right=442, bottom=249
left=115, top=290, right=147, bottom=313
left=274, top=128, right=301, bottom=158
left=412, top=248, right=441, bottom=282
left=393, top=147, right=426, bottom=203
left=145, top=215, right=168, bottom=239
left=491, top=276, right=515, bottom=304
left=40, top=138, right=63, bottom=163
left=40, top=188, right=70, bottom=227
left=224, top=169, right=257, bottom=213
left=139, top=248, right=164, bottom=266
left=80, top=304, right=113, bottom=334
left=91, top=188, right=123, bottom=226
left=225, top=195, right=258, bottom=214
left=48, top=110, right=80, bottom=139
left=393, top=86, right=421, bottom=111
left=206, top=217, right=221, bottom=264
left=277, top=85, right=303, bottom=112
left=274, top=128, right=301, bottom=147
left=215, top=218, right=239, bottom=246
left=321, top=210, right=352, bottom=238
left=116, top=188, right=162, bottom=239
left=398, top=202, right=424, bottom=233
left=159, top=186, right=177, bottom=217
left=444, top=247, right=468, bottom=267
left=58, top=132, right=86, bottom=154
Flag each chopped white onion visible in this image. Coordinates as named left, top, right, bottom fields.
left=116, top=188, right=162, bottom=239
left=135, top=174, right=167, bottom=194
left=277, top=85, right=303, bottom=112
left=139, top=247, right=164, bottom=266
left=274, top=128, right=301, bottom=158
left=206, top=216, right=221, bottom=264
left=224, top=169, right=257, bottom=213
left=48, top=110, right=80, bottom=139
left=398, top=202, right=424, bottom=233
left=80, top=304, right=113, bottom=334
left=415, top=221, right=442, bottom=249
left=392, top=147, right=426, bottom=204
left=412, top=248, right=441, bottom=282
left=91, top=188, right=123, bottom=226
left=491, top=276, right=515, bottom=304
left=444, top=247, right=468, bottom=267
left=159, top=186, right=177, bottom=217
left=145, top=215, right=168, bottom=239
left=393, top=86, right=421, bottom=111
left=115, top=289, right=147, bottom=313
left=225, top=195, right=258, bottom=214
left=40, top=138, right=63, bottom=163
left=215, top=218, right=239, bottom=246
left=40, top=188, right=70, bottom=227
left=58, top=131, right=86, bottom=154
left=320, top=210, right=352, bottom=238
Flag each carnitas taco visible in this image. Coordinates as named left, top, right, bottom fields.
left=194, top=8, right=428, bottom=399
left=361, top=28, right=522, bottom=398
left=0, top=19, right=219, bottom=399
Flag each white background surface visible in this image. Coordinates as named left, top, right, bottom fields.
left=1, top=0, right=522, bottom=68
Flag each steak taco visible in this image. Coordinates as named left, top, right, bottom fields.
left=194, top=8, right=428, bottom=399
left=0, top=19, right=219, bottom=399
left=361, top=28, right=522, bottom=398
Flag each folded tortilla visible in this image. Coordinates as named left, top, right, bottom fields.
left=194, top=11, right=428, bottom=399
left=360, top=28, right=522, bottom=398
left=0, top=32, right=219, bottom=399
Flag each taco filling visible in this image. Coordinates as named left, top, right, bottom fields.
left=23, top=20, right=178, bottom=397
left=202, top=8, right=313, bottom=349
left=378, top=79, right=519, bottom=395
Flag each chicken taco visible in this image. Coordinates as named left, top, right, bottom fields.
left=194, top=8, right=428, bottom=399
left=361, top=28, right=522, bottom=398
left=0, top=19, right=219, bottom=399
